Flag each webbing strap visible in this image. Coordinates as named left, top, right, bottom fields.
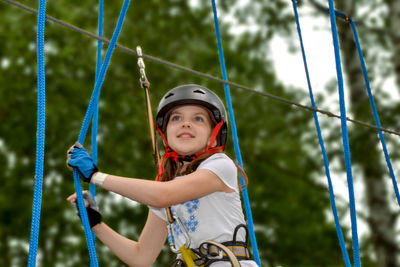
left=348, top=20, right=400, bottom=206
left=200, top=241, right=242, bottom=267
left=327, top=1, right=361, bottom=266
left=143, top=85, right=161, bottom=165
left=291, top=1, right=351, bottom=266
left=210, top=1, right=261, bottom=266
left=180, top=245, right=198, bottom=267
left=137, top=46, right=161, bottom=167
left=73, top=1, right=131, bottom=265
left=27, top=0, right=47, bottom=265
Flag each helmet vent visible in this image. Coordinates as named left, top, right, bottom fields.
left=165, top=93, right=174, bottom=99
left=193, top=89, right=205, bottom=94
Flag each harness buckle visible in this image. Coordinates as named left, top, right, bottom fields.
left=207, top=248, right=223, bottom=260
left=199, top=242, right=224, bottom=260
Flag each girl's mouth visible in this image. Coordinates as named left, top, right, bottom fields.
left=178, top=132, right=194, bottom=138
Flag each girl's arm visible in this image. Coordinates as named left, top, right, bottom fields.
left=92, top=210, right=167, bottom=267
left=95, top=169, right=233, bottom=208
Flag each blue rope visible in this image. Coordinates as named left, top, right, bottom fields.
left=291, top=1, right=351, bottom=266
left=77, top=0, right=130, bottom=144
left=90, top=0, right=104, bottom=199
left=89, top=0, right=104, bottom=243
left=210, top=1, right=261, bottom=265
left=73, top=0, right=130, bottom=265
left=327, top=0, right=360, bottom=266
left=27, top=0, right=47, bottom=265
left=348, top=20, right=400, bottom=206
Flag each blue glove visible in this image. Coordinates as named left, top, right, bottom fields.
left=67, top=142, right=98, bottom=183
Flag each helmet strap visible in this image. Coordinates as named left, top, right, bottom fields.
left=205, top=120, right=223, bottom=151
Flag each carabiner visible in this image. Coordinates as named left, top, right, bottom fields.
left=136, top=46, right=150, bottom=88
left=174, top=215, right=191, bottom=249
left=167, top=214, right=192, bottom=255
left=167, top=223, right=180, bottom=254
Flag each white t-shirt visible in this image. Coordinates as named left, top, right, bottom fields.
left=150, top=153, right=258, bottom=266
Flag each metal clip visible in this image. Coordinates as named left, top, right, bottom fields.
left=136, top=46, right=150, bottom=88
left=174, top=215, right=191, bottom=249
left=167, top=214, right=192, bottom=254
left=167, top=223, right=180, bottom=254
left=199, top=243, right=223, bottom=260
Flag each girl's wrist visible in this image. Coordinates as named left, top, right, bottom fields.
left=91, top=172, right=109, bottom=186
left=91, top=222, right=104, bottom=234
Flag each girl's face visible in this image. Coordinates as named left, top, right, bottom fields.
left=166, top=105, right=214, bottom=156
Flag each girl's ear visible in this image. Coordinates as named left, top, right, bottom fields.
left=212, top=139, right=217, bottom=147
left=207, top=137, right=218, bottom=148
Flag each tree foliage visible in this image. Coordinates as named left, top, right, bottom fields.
left=2, top=0, right=398, bottom=266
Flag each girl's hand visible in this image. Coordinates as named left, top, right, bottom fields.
left=67, top=191, right=102, bottom=228
left=66, top=190, right=89, bottom=206
left=67, top=142, right=98, bottom=183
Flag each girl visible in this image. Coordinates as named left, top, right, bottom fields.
left=67, top=84, right=257, bottom=267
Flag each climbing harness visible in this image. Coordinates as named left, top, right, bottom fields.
left=210, top=1, right=260, bottom=265
left=164, top=208, right=244, bottom=267
left=169, top=224, right=251, bottom=267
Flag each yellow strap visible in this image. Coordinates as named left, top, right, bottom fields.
left=143, top=86, right=160, bottom=167
left=166, top=207, right=174, bottom=223
left=136, top=46, right=160, bottom=168
left=179, top=241, right=242, bottom=267
left=179, top=245, right=199, bottom=267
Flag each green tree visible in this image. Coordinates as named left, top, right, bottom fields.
left=0, top=0, right=376, bottom=266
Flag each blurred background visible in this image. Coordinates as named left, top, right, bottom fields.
left=1, top=0, right=399, bottom=266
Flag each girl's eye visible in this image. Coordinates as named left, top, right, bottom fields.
left=194, top=116, right=204, bottom=122
left=170, top=115, right=181, bottom=122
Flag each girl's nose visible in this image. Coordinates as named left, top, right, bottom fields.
left=181, top=120, right=192, bottom=128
